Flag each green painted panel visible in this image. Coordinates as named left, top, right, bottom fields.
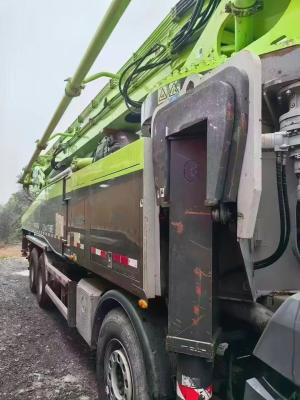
left=23, top=137, right=145, bottom=228
left=67, top=137, right=144, bottom=192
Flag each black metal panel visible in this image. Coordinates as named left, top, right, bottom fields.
left=254, top=293, right=300, bottom=387
left=244, top=378, right=278, bottom=400
left=167, top=135, right=216, bottom=358
left=152, top=66, right=249, bottom=207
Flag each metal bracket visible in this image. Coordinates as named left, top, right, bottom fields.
left=225, top=0, right=263, bottom=16
left=64, top=77, right=84, bottom=98
left=262, top=131, right=300, bottom=153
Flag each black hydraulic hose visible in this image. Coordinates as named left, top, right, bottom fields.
left=119, top=44, right=169, bottom=111
left=282, top=162, right=291, bottom=250
left=171, top=0, right=221, bottom=53
left=254, top=155, right=291, bottom=270
left=172, top=0, right=204, bottom=50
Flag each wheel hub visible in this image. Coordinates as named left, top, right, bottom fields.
left=106, top=348, right=133, bottom=400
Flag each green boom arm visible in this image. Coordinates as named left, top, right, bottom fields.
left=20, top=0, right=300, bottom=186
left=19, top=0, right=131, bottom=184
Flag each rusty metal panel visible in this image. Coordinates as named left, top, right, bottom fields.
left=167, top=135, right=216, bottom=359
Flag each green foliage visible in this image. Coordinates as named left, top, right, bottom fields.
left=0, top=190, right=32, bottom=244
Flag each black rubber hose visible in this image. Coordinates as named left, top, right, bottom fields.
left=282, top=163, right=291, bottom=250
left=221, top=300, right=273, bottom=333
left=254, top=155, right=290, bottom=270
left=172, top=0, right=204, bottom=50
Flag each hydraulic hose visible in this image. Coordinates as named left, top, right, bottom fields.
left=254, top=154, right=291, bottom=270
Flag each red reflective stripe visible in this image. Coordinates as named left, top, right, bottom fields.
left=178, top=384, right=213, bottom=400
left=178, top=385, right=199, bottom=400
left=112, top=254, right=121, bottom=263
left=120, top=255, right=129, bottom=265
left=100, top=250, right=107, bottom=258
left=92, top=249, right=136, bottom=267
left=113, top=254, right=129, bottom=266
left=91, top=247, right=107, bottom=258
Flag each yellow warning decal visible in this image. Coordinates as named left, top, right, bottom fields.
left=158, top=81, right=181, bottom=104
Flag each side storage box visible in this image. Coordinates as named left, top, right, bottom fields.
left=76, top=278, right=105, bottom=346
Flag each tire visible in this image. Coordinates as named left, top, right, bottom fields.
left=36, top=253, right=50, bottom=308
left=96, top=308, right=150, bottom=400
left=29, top=248, right=39, bottom=293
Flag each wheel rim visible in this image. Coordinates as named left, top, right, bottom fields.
left=105, top=341, right=133, bottom=400
left=38, top=270, right=43, bottom=296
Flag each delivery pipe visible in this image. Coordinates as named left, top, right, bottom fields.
left=234, top=0, right=256, bottom=52
left=20, top=0, right=131, bottom=184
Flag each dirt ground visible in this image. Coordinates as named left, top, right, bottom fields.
left=0, top=248, right=98, bottom=400
left=0, top=244, right=21, bottom=258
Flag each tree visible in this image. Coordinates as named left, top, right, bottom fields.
left=0, top=190, right=32, bottom=244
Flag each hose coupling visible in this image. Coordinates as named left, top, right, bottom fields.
left=225, top=0, right=263, bottom=16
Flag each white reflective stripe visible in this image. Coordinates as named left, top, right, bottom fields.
left=197, top=388, right=212, bottom=400
left=128, top=258, right=138, bottom=268
left=176, top=383, right=185, bottom=400
left=95, top=249, right=101, bottom=256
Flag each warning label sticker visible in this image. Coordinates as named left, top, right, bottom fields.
left=158, top=81, right=181, bottom=104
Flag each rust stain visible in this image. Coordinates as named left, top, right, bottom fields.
left=193, top=267, right=212, bottom=279
left=226, top=101, right=234, bottom=122
left=192, top=314, right=204, bottom=326
left=193, top=305, right=201, bottom=316
left=171, top=221, right=184, bottom=235
left=191, top=266, right=212, bottom=327
left=195, top=284, right=202, bottom=297
left=240, top=112, right=249, bottom=132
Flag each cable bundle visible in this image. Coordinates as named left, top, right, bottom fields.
left=171, top=0, right=221, bottom=54
left=118, top=44, right=170, bottom=112
left=119, top=0, right=221, bottom=112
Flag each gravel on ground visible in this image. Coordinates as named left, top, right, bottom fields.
left=0, top=251, right=98, bottom=400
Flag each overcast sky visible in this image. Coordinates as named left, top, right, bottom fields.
left=0, top=0, right=177, bottom=205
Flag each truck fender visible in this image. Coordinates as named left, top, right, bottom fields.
left=91, top=289, right=173, bottom=399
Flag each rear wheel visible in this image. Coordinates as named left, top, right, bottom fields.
left=36, top=253, right=50, bottom=308
left=96, top=308, right=150, bottom=400
left=29, top=248, right=39, bottom=293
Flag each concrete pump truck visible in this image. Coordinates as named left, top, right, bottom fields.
left=19, top=0, right=300, bottom=399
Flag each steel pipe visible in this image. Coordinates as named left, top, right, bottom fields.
left=83, top=71, right=119, bottom=84
left=20, top=0, right=131, bottom=184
